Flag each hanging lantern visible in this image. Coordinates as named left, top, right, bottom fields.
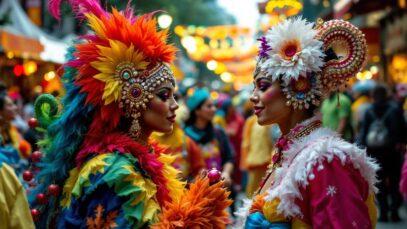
left=13, top=65, right=24, bottom=77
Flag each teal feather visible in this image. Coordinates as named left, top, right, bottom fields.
left=29, top=44, right=96, bottom=228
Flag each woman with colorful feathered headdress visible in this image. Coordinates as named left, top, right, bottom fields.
left=28, top=0, right=231, bottom=228
left=235, top=18, right=379, bottom=228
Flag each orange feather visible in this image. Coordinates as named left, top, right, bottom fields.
left=151, top=177, right=232, bottom=229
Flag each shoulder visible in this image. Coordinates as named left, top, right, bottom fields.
left=286, top=128, right=378, bottom=189
left=265, top=128, right=379, bottom=217
left=60, top=152, right=161, bottom=226
left=0, top=162, right=23, bottom=200
left=214, top=125, right=227, bottom=135
left=61, top=153, right=148, bottom=206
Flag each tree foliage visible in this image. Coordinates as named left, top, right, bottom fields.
left=43, top=0, right=235, bottom=36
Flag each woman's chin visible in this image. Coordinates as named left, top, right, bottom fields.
left=257, top=115, right=275, bottom=126
left=256, top=116, right=268, bottom=126
left=159, top=125, right=174, bottom=134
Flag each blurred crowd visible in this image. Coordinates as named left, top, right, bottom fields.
left=0, top=79, right=407, bottom=221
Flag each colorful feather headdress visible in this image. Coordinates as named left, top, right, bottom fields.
left=256, top=17, right=367, bottom=109
left=50, top=0, right=176, bottom=136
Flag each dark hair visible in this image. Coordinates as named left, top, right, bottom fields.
left=372, top=84, right=388, bottom=104
left=324, top=48, right=339, bottom=62
left=185, top=98, right=208, bottom=126
left=0, top=81, right=8, bottom=110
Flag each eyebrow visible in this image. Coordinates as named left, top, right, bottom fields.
left=156, top=86, right=172, bottom=93
left=255, top=77, right=271, bottom=83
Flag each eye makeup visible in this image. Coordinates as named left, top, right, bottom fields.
left=156, top=87, right=172, bottom=102
left=255, top=78, right=272, bottom=92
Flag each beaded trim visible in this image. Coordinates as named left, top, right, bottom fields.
left=316, top=20, right=367, bottom=91
left=281, top=72, right=323, bottom=110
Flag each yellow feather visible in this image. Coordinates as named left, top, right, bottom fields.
left=157, top=154, right=186, bottom=203
left=86, top=14, right=107, bottom=38
left=122, top=164, right=161, bottom=223
left=61, top=154, right=109, bottom=207
left=91, top=62, right=116, bottom=75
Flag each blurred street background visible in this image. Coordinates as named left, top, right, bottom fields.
left=0, top=0, right=406, bottom=227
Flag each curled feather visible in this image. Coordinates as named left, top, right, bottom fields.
left=34, top=94, right=59, bottom=129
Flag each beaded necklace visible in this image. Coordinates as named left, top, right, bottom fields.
left=256, top=119, right=322, bottom=195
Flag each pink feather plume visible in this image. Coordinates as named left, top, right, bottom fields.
left=48, top=0, right=108, bottom=20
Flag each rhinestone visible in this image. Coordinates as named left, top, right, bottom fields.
left=122, top=71, right=131, bottom=80
left=131, top=87, right=141, bottom=98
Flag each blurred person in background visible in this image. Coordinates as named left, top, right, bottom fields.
left=0, top=82, right=31, bottom=176
left=397, top=83, right=407, bottom=204
left=395, top=83, right=407, bottom=120
left=0, top=160, right=35, bottom=228
left=357, top=83, right=406, bottom=222
left=321, top=91, right=354, bottom=142
left=240, top=114, right=279, bottom=198
left=184, top=88, right=235, bottom=211
left=351, top=80, right=375, bottom=134
left=215, top=94, right=245, bottom=191
left=151, top=92, right=205, bottom=181
left=185, top=89, right=234, bottom=182
left=8, top=89, right=29, bottom=135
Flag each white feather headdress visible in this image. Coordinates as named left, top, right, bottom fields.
left=260, top=17, right=325, bottom=82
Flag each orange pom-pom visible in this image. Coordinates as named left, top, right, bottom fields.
left=151, top=176, right=232, bottom=229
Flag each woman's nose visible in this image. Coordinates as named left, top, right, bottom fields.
left=170, top=99, right=179, bottom=111
left=250, top=92, right=259, bottom=103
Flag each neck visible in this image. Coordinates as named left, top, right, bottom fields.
left=194, top=117, right=208, bottom=130
left=138, top=129, right=151, bottom=144
left=278, top=110, right=312, bottom=136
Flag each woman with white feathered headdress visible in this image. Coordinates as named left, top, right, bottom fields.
left=235, top=17, right=379, bottom=228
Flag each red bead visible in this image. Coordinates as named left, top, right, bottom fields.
left=207, top=168, right=221, bottom=184
left=22, top=170, right=33, bottom=182
left=36, top=193, right=48, bottom=205
left=31, top=208, right=40, bottom=221
left=28, top=117, right=38, bottom=128
left=48, top=184, right=61, bottom=196
left=31, top=151, right=43, bottom=163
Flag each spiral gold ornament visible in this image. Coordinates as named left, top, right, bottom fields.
left=316, top=19, right=367, bottom=91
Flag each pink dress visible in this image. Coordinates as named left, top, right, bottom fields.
left=400, top=153, right=407, bottom=201
left=236, top=116, right=379, bottom=229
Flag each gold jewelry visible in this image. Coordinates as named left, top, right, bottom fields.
left=119, top=63, right=175, bottom=137
left=255, top=119, right=322, bottom=195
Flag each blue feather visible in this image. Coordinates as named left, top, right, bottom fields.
left=29, top=44, right=96, bottom=228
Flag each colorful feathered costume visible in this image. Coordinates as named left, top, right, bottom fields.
left=236, top=18, right=379, bottom=228
left=29, top=1, right=231, bottom=228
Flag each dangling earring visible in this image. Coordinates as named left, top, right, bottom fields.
left=129, top=112, right=141, bottom=138
left=129, top=118, right=141, bottom=138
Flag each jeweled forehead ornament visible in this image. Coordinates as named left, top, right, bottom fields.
left=256, top=17, right=367, bottom=110
left=118, top=62, right=175, bottom=137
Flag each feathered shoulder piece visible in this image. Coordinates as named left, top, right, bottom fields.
left=49, top=0, right=177, bottom=131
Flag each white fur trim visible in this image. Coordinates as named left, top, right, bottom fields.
left=234, top=198, right=253, bottom=229
left=264, top=127, right=379, bottom=218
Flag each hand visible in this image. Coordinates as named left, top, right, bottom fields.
left=221, top=171, right=232, bottom=187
